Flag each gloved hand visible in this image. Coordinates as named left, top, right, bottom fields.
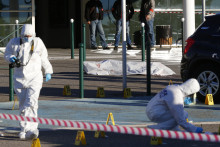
left=45, top=74, right=51, bottom=82
left=195, top=127, right=203, bottom=133
left=184, top=97, right=192, bottom=105
left=9, top=56, right=17, bottom=63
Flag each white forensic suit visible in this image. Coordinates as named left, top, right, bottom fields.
left=4, top=24, right=53, bottom=139
left=146, top=78, right=202, bottom=132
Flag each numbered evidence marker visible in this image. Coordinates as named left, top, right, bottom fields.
left=94, top=131, right=106, bottom=138
left=150, top=136, right=162, bottom=145
left=205, top=94, right=214, bottom=105
left=63, top=85, right=71, bottom=96
left=123, top=88, right=132, bottom=98
left=96, top=87, right=105, bottom=98
left=94, top=113, right=115, bottom=138
left=74, top=131, right=87, bottom=146
left=31, top=138, right=41, bottom=147
left=12, top=97, right=19, bottom=110
left=169, top=80, right=173, bottom=85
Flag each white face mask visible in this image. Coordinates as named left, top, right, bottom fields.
left=23, top=37, right=33, bottom=43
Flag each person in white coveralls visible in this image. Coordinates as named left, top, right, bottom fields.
left=146, top=78, right=203, bottom=133
left=4, top=24, right=53, bottom=140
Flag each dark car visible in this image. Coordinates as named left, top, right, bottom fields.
left=181, top=14, right=220, bottom=103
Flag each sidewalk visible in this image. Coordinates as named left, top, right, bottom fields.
left=0, top=48, right=220, bottom=146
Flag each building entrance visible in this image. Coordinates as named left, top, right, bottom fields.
left=35, top=0, right=81, bottom=48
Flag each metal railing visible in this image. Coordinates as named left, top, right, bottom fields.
left=0, top=20, right=23, bottom=47
left=0, top=20, right=23, bottom=101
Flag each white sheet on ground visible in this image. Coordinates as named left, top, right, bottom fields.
left=84, top=59, right=175, bottom=76
left=91, top=49, right=141, bottom=56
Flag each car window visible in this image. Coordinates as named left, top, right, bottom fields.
left=196, top=21, right=220, bottom=36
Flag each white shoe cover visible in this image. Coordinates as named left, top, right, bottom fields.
left=19, top=132, right=26, bottom=140
left=25, top=130, right=39, bottom=140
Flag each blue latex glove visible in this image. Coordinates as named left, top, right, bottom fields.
left=184, top=97, right=193, bottom=105
left=9, top=56, right=17, bottom=63
left=45, top=74, right=51, bottom=82
left=195, top=127, right=203, bottom=133
left=184, top=97, right=190, bottom=105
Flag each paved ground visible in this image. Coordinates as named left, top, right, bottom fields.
left=1, top=129, right=220, bottom=147
left=0, top=47, right=182, bottom=102
left=0, top=47, right=220, bottom=146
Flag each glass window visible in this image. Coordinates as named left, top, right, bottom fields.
left=0, top=25, right=23, bottom=47
left=0, top=0, right=32, bottom=11
left=196, top=0, right=220, bottom=9
left=0, top=12, right=32, bottom=24
left=100, top=0, right=220, bottom=46
left=0, top=0, right=32, bottom=47
left=196, top=21, right=220, bottom=36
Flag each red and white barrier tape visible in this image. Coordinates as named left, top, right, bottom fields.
left=0, top=113, right=220, bottom=142
left=134, top=10, right=216, bottom=15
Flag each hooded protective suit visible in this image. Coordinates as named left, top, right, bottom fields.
left=4, top=24, right=53, bottom=139
left=146, top=78, right=201, bottom=132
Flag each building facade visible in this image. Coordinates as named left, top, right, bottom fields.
left=0, top=0, right=219, bottom=48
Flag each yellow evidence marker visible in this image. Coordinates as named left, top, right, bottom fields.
left=31, top=138, right=41, bottom=147
left=123, top=88, right=132, bottom=98
left=150, top=136, right=162, bottom=145
left=94, top=112, right=115, bottom=138
left=74, top=131, right=87, bottom=146
left=63, top=85, right=71, bottom=96
left=96, top=87, right=105, bottom=98
left=12, top=97, right=19, bottom=110
left=205, top=94, right=214, bottom=105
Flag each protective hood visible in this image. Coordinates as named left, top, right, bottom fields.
left=179, top=78, right=200, bottom=97
left=21, top=24, right=36, bottom=37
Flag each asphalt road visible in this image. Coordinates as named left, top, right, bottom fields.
left=0, top=128, right=220, bottom=147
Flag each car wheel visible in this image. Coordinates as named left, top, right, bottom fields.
left=191, top=64, right=220, bottom=103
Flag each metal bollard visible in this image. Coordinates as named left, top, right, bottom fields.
left=141, top=23, right=145, bottom=61
left=146, top=27, right=151, bottom=96
left=79, top=43, right=84, bottom=98
left=9, top=66, right=14, bottom=101
left=15, top=20, right=19, bottom=38
left=82, top=24, right=86, bottom=61
left=70, top=19, right=75, bottom=59
left=181, top=18, right=185, bottom=55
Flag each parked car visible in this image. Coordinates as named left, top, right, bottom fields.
left=181, top=14, right=220, bottom=103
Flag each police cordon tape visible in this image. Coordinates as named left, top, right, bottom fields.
left=0, top=113, right=220, bottom=142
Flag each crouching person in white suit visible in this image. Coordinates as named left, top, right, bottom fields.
left=4, top=24, right=53, bottom=140
left=146, top=78, right=203, bottom=133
